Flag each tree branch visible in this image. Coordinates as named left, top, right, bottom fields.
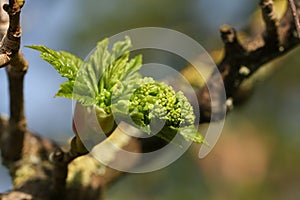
left=0, top=0, right=24, bottom=68
left=288, top=0, right=300, bottom=37
left=197, top=0, right=300, bottom=122
left=1, top=51, right=28, bottom=162
left=0, top=0, right=28, bottom=162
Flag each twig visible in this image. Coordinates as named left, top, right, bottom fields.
left=288, top=0, right=300, bottom=38
left=0, top=0, right=9, bottom=38
left=50, top=148, right=74, bottom=198
left=260, top=0, right=279, bottom=47
left=1, top=53, right=28, bottom=162
left=0, top=0, right=27, bottom=162
left=0, top=0, right=24, bottom=68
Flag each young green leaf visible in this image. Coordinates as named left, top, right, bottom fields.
left=28, top=37, right=205, bottom=144
left=26, top=45, right=82, bottom=81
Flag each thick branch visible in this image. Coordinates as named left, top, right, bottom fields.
left=1, top=51, right=28, bottom=162
left=0, top=116, right=126, bottom=200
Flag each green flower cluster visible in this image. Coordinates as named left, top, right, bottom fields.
left=129, top=78, right=195, bottom=129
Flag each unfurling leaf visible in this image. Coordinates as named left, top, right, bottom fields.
left=27, top=37, right=205, bottom=144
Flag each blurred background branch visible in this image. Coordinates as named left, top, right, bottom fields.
left=198, top=0, right=300, bottom=122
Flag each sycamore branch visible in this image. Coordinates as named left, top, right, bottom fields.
left=198, top=0, right=300, bottom=123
